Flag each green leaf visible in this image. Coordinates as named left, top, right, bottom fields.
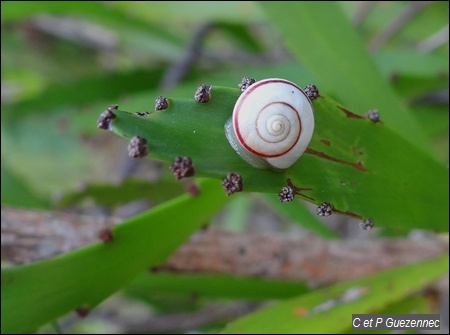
left=129, top=273, right=310, bottom=301
left=107, top=1, right=264, bottom=24
left=392, top=74, right=449, bottom=101
left=1, top=161, right=49, bottom=209
left=396, top=1, right=449, bottom=43
left=1, top=178, right=230, bottom=334
left=1, top=2, right=185, bottom=64
left=410, top=104, right=449, bottom=139
left=109, top=86, right=448, bottom=232
left=57, top=177, right=184, bottom=208
left=221, top=194, right=254, bottom=232
left=2, top=68, right=165, bottom=117
left=214, top=22, right=266, bottom=53
left=345, top=295, right=431, bottom=334
left=257, top=2, right=431, bottom=154
left=1, top=114, right=94, bottom=197
left=263, top=196, right=337, bottom=239
left=374, top=50, right=449, bottom=77
left=1, top=1, right=109, bottom=21
left=221, top=254, right=448, bottom=334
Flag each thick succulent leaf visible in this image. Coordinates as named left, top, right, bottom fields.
left=221, top=254, right=448, bottom=334
left=109, top=86, right=448, bottom=231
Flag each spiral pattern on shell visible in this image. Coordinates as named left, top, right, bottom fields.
left=250, top=102, right=300, bottom=157
left=229, top=78, right=315, bottom=170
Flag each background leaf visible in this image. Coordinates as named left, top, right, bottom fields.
left=222, top=254, right=448, bottom=334
left=128, top=273, right=310, bottom=301
left=1, top=179, right=229, bottom=333
left=258, top=2, right=432, bottom=154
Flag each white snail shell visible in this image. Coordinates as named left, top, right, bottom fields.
left=225, top=78, right=315, bottom=170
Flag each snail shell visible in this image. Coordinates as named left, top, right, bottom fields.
left=225, top=78, right=315, bottom=170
